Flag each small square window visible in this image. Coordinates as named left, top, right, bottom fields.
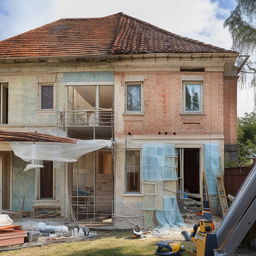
left=125, top=150, right=141, bottom=193
left=40, top=85, right=54, bottom=110
left=183, top=82, right=203, bottom=113
left=126, top=84, right=142, bottom=112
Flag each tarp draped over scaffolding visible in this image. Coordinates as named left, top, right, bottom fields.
left=10, top=139, right=112, bottom=162
left=204, top=143, right=222, bottom=213
left=142, top=144, right=184, bottom=228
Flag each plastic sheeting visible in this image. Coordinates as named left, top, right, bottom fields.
left=142, top=144, right=177, bottom=181
left=204, top=144, right=222, bottom=196
left=204, top=143, right=222, bottom=214
left=156, top=196, right=184, bottom=228
left=10, top=139, right=112, bottom=162
left=142, top=144, right=183, bottom=228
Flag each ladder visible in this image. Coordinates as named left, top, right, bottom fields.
left=216, top=176, right=229, bottom=217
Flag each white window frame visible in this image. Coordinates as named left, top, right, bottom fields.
left=182, top=81, right=203, bottom=114
left=125, top=149, right=142, bottom=194
left=38, top=84, right=55, bottom=111
left=125, top=82, right=143, bottom=113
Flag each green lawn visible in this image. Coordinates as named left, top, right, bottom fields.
left=1, top=231, right=193, bottom=256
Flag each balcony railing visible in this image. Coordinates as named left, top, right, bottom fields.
left=57, top=109, right=114, bottom=128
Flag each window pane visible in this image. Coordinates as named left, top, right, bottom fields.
left=127, top=84, right=141, bottom=112
left=126, top=151, right=140, bottom=192
left=41, top=85, right=53, bottom=109
left=185, top=83, right=201, bottom=112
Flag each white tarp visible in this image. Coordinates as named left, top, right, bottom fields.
left=10, top=139, right=112, bottom=162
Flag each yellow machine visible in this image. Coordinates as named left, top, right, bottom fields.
left=191, top=219, right=217, bottom=256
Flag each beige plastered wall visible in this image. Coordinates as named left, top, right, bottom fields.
left=0, top=56, right=236, bottom=224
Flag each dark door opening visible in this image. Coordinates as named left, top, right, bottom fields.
left=184, top=148, right=200, bottom=194
left=40, top=161, right=53, bottom=199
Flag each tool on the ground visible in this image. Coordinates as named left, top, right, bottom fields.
left=181, top=164, right=256, bottom=256
left=155, top=241, right=185, bottom=256
left=130, top=225, right=143, bottom=239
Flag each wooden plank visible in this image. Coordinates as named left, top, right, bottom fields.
left=216, top=176, right=229, bottom=216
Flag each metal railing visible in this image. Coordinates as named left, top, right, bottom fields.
left=57, top=109, right=114, bottom=128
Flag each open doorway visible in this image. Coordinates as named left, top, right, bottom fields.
left=178, top=148, right=201, bottom=200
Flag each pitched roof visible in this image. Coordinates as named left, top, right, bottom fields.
left=0, top=13, right=235, bottom=59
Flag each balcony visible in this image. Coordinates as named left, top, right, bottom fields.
left=57, top=109, right=114, bottom=139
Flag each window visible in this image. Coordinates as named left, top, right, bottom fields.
left=40, top=85, right=54, bottom=110
left=40, top=161, right=53, bottom=199
left=0, top=83, right=8, bottom=124
left=126, top=84, right=142, bottom=112
left=183, top=81, right=203, bottom=113
left=98, top=151, right=112, bottom=174
left=125, top=150, right=141, bottom=193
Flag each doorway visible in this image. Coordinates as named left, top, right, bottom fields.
left=178, top=148, right=201, bottom=199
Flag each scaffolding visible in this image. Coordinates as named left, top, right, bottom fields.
left=58, top=85, right=115, bottom=224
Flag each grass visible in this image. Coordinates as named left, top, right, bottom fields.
left=0, top=231, right=193, bottom=256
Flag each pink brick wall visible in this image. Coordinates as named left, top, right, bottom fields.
left=117, top=71, right=230, bottom=137
left=223, top=76, right=238, bottom=144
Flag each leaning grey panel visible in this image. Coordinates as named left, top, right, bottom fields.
left=218, top=196, right=256, bottom=255
left=216, top=164, right=256, bottom=246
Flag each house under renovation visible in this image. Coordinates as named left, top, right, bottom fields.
left=0, top=13, right=239, bottom=228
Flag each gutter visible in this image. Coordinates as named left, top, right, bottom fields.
left=0, top=52, right=239, bottom=64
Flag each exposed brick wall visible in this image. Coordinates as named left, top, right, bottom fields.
left=223, top=76, right=238, bottom=144
left=116, top=71, right=226, bottom=137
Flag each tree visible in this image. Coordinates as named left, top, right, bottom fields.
left=237, top=112, right=256, bottom=166
left=224, top=0, right=256, bottom=92
left=224, top=0, right=256, bottom=53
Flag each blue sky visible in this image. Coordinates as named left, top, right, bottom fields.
left=0, top=0, right=254, bottom=116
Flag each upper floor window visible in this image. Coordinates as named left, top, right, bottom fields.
left=126, top=83, right=142, bottom=112
left=125, top=150, right=141, bottom=193
left=183, top=81, right=203, bottom=113
left=0, top=83, right=8, bottom=124
left=40, top=84, right=54, bottom=110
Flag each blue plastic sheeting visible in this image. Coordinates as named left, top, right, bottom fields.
left=204, top=144, right=222, bottom=196
left=156, top=196, right=185, bottom=227
left=142, top=144, right=177, bottom=181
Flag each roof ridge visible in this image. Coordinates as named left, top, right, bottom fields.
left=118, top=13, right=233, bottom=52
left=56, top=12, right=123, bottom=21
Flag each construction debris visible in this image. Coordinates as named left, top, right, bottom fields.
left=0, top=215, right=26, bottom=247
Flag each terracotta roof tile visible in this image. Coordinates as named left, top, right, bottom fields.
left=0, top=13, right=235, bottom=58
